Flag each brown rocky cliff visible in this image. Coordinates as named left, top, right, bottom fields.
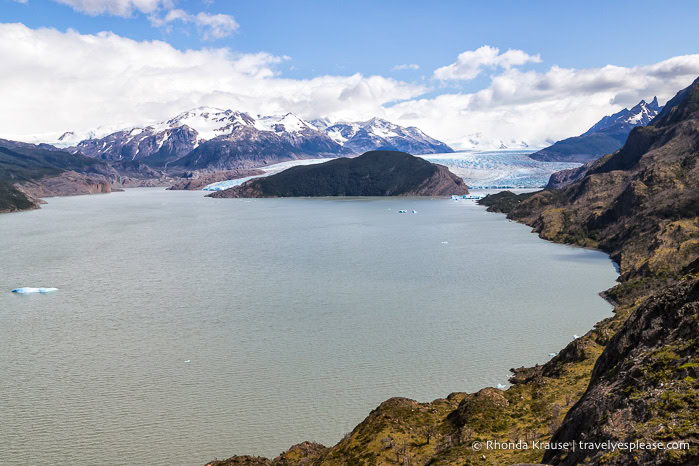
left=16, top=171, right=117, bottom=198
left=543, top=279, right=699, bottom=465
left=404, top=163, right=468, bottom=196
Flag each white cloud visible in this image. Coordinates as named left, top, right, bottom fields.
left=1, top=23, right=698, bottom=150
left=393, top=64, right=419, bottom=71
left=0, top=23, right=426, bottom=140
left=434, top=45, right=541, bottom=81
left=52, top=0, right=172, bottom=16
left=389, top=54, right=699, bottom=149
left=10, top=0, right=28, bottom=4
left=149, top=9, right=239, bottom=40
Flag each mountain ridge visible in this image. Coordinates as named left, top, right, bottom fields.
left=28, top=109, right=454, bottom=171
left=530, top=97, right=663, bottom=162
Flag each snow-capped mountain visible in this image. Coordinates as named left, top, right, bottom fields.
left=70, top=107, right=342, bottom=168
left=583, top=97, right=662, bottom=135
left=530, top=97, right=663, bottom=163
left=458, top=132, right=530, bottom=151
left=55, top=108, right=453, bottom=171
left=323, top=118, right=453, bottom=154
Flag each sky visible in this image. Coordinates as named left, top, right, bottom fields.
left=2, top=0, right=699, bottom=148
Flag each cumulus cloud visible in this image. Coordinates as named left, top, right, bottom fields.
left=393, top=64, right=419, bottom=71
left=149, top=9, right=239, bottom=40
left=52, top=0, right=172, bottom=16
left=389, top=54, right=699, bottom=149
left=1, top=23, right=698, bottom=150
left=434, top=45, right=541, bottom=81
left=0, top=23, right=426, bottom=140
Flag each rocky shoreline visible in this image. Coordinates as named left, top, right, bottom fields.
left=205, top=78, right=699, bottom=465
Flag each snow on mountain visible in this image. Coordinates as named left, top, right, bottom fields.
left=530, top=97, right=663, bottom=163
left=583, top=97, right=662, bottom=135
left=323, top=117, right=453, bottom=154
left=458, top=132, right=530, bottom=151
left=255, top=113, right=318, bottom=133
left=36, top=109, right=453, bottom=170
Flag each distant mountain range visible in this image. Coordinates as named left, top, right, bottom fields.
left=314, top=118, right=453, bottom=155
left=51, top=108, right=453, bottom=171
left=530, top=97, right=662, bottom=162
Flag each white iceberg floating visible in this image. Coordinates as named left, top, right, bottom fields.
left=549, top=352, right=558, bottom=357
left=412, top=210, right=417, bottom=214
left=12, top=287, right=58, bottom=294
left=573, top=334, right=581, bottom=339
left=441, top=241, right=449, bottom=244
left=496, top=383, right=507, bottom=390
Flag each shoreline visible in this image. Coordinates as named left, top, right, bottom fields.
left=206, top=196, right=624, bottom=465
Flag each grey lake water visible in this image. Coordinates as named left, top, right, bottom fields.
left=0, top=188, right=618, bottom=465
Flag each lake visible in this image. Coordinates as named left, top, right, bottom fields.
left=0, top=188, right=618, bottom=465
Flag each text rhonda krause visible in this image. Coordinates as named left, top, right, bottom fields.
left=483, top=440, right=690, bottom=452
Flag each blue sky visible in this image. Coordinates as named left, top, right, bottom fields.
left=5, top=1, right=699, bottom=84
left=2, top=0, right=699, bottom=147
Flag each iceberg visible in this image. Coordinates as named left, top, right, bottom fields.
left=573, top=334, right=581, bottom=339
left=12, top=287, right=58, bottom=294
left=496, top=383, right=507, bottom=390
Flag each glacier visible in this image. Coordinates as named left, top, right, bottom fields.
left=203, top=158, right=333, bottom=191
left=203, top=149, right=580, bottom=192
left=420, top=150, right=582, bottom=188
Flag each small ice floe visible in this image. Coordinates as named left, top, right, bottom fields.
left=184, top=360, right=191, bottom=363
left=573, top=334, right=581, bottom=339
left=549, top=352, right=558, bottom=358
left=412, top=210, right=417, bottom=214
left=397, top=210, right=408, bottom=214
left=441, top=241, right=449, bottom=244
left=496, top=383, right=507, bottom=390
left=12, top=287, right=58, bottom=294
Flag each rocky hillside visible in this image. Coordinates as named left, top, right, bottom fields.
left=508, top=84, right=698, bottom=286
left=207, top=150, right=468, bottom=198
left=0, top=139, right=119, bottom=213
left=208, top=80, right=698, bottom=465
left=544, top=278, right=698, bottom=465
left=530, top=98, right=662, bottom=163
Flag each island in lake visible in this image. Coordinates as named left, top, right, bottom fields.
left=207, top=150, right=469, bottom=198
